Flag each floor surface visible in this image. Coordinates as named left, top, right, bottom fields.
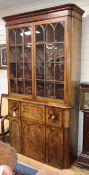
left=18, top=154, right=89, bottom=175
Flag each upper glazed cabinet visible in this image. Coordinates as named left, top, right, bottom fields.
left=4, top=4, right=84, bottom=105
left=9, top=20, right=64, bottom=100
left=3, top=4, right=84, bottom=169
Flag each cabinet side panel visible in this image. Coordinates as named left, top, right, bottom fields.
left=69, top=105, right=79, bottom=160
left=63, top=106, right=79, bottom=167
left=71, top=15, right=82, bottom=104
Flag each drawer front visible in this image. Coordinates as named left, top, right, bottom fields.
left=21, top=103, right=45, bottom=124
left=46, top=107, right=63, bottom=127
left=9, top=100, right=20, bottom=118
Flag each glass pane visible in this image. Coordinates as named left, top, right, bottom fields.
left=36, top=44, right=44, bottom=79
left=9, top=30, right=15, bottom=45
left=10, top=47, right=16, bottom=62
left=24, top=63, right=32, bottom=79
left=16, top=29, right=22, bottom=44
left=17, top=79, right=24, bottom=94
left=46, top=24, right=54, bottom=43
left=55, top=83, right=64, bottom=99
left=36, top=44, right=44, bottom=62
left=55, top=43, right=64, bottom=60
left=36, top=26, right=44, bottom=43
left=17, top=63, right=23, bottom=78
left=46, top=63, right=54, bottom=80
left=55, top=22, right=64, bottom=42
left=55, top=63, right=64, bottom=81
left=24, top=28, right=31, bottom=45
left=46, top=44, right=54, bottom=61
left=46, top=82, right=54, bottom=98
left=24, top=46, right=31, bottom=62
left=10, top=79, right=17, bottom=93
left=16, top=46, right=23, bottom=62
left=36, top=80, right=44, bottom=97
left=55, top=43, right=64, bottom=81
left=25, top=80, right=32, bottom=95
left=36, top=62, right=44, bottom=79
left=10, top=63, right=16, bottom=77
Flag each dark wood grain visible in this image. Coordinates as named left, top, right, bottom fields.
left=4, top=3, right=84, bottom=169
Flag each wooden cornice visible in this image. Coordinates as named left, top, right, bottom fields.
left=3, top=3, right=84, bottom=26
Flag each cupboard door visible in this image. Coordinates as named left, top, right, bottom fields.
left=22, top=120, right=46, bottom=163
left=10, top=118, right=21, bottom=153
left=35, top=21, right=64, bottom=100
left=9, top=27, right=32, bottom=95
left=46, top=126, right=63, bottom=168
left=9, top=100, right=21, bottom=153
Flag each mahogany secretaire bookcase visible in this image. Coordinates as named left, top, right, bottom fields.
left=77, top=82, right=89, bottom=168
left=3, top=4, right=84, bottom=169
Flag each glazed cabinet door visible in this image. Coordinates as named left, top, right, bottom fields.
left=9, top=100, right=21, bottom=153
left=35, top=19, right=65, bottom=100
left=22, top=120, right=46, bottom=162
left=9, top=26, right=32, bottom=95
left=46, top=126, right=63, bottom=168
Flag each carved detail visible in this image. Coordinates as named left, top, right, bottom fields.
left=9, top=100, right=20, bottom=117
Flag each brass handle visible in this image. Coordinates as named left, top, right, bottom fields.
left=11, top=105, right=17, bottom=112
left=13, top=106, right=17, bottom=112
left=12, top=106, right=17, bottom=117
left=49, top=115, right=56, bottom=121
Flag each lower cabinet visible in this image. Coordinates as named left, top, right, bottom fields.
left=9, top=99, right=77, bottom=169
left=9, top=100, right=64, bottom=168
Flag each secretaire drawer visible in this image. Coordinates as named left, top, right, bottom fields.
left=21, top=103, right=45, bottom=124
left=46, top=107, right=63, bottom=127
